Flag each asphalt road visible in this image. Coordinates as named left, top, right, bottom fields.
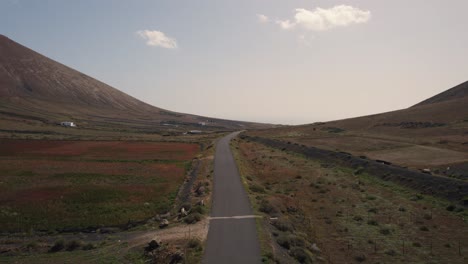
left=203, top=132, right=262, bottom=264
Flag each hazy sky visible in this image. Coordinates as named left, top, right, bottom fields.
left=1, top=0, right=467, bottom=124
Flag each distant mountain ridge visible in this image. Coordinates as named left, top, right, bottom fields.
left=413, top=80, right=468, bottom=107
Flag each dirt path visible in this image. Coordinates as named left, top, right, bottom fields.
left=126, top=218, right=210, bottom=248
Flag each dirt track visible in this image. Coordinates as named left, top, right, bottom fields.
left=126, top=218, right=210, bottom=248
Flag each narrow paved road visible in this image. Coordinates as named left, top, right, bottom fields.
left=203, top=132, right=262, bottom=264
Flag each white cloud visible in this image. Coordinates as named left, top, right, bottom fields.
left=277, top=5, right=371, bottom=31
left=136, top=30, right=178, bottom=49
left=276, top=19, right=295, bottom=30
left=257, top=14, right=269, bottom=23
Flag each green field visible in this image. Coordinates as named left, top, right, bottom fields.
left=0, top=139, right=199, bottom=233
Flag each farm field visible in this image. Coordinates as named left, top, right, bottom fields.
left=231, top=137, right=468, bottom=263
left=0, top=139, right=200, bottom=233
left=247, top=125, right=468, bottom=172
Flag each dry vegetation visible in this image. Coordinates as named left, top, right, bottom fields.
left=248, top=121, right=468, bottom=171
left=0, top=139, right=199, bottom=233
left=232, top=137, right=468, bottom=263
left=248, top=91, right=468, bottom=179
left=0, top=136, right=220, bottom=263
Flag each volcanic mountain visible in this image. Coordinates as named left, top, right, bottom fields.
left=313, top=80, right=468, bottom=131
left=0, top=35, right=267, bottom=136
left=248, top=80, right=468, bottom=175
left=414, top=80, right=468, bottom=107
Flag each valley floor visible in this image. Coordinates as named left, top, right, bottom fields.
left=0, top=135, right=220, bottom=263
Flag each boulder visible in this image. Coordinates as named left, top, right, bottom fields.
left=181, top=207, right=188, bottom=216
left=196, top=186, right=206, bottom=196
left=159, top=219, right=169, bottom=228
left=145, top=239, right=161, bottom=252
left=311, top=243, right=321, bottom=253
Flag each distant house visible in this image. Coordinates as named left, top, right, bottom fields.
left=60, top=121, right=76, bottom=127
left=188, top=130, right=202, bottom=134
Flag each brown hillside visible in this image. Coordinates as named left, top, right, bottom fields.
left=0, top=34, right=157, bottom=113
left=414, top=80, right=468, bottom=107
left=248, top=81, right=468, bottom=176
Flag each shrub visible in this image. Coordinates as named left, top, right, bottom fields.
left=380, top=227, right=391, bottom=235
left=276, top=234, right=305, bottom=250
left=250, top=184, right=265, bottom=193
left=446, top=204, right=456, bottom=211
left=353, top=216, right=363, bottom=222
left=66, top=240, right=82, bottom=251
left=262, top=252, right=274, bottom=263
left=259, top=200, right=278, bottom=215
left=310, top=183, right=320, bottom=189
left=276, top=236, right=291, bottom=249
left=423, top=214, right=432, bottom=220
left=419, top=226, right=429, bottom=231
left=354, top=167, right=365, bottom=175
left=25, top=241, right=38, bottom=251
left=354, top=254, right=366, bottom=262
left=367, top=220, right=379, bottom=226
left=187, top=238, right=203, bottom=251
left=412, top=242, right=421, bottom=247
left=82, top=243, right=96, bottom=250
left=49, top=239, right=65, bottom=253
left=272, top=218, right=293, bottom=232
left=192, top=204, right=206, bottom=215
left=289, top=247, right=313, bottom=264
left=184, top=213, right=202, bottom=224
left=326, top=127, right=345, bottom=133
left=145, top=240, right=160, bottom=252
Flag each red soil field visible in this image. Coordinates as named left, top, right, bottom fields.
left=0, top=160, right=184, bottom=178
left=0, top=139, right=199, bottom=160
left=0, top=139, right=199, bottom=232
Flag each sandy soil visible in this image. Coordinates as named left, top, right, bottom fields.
left=127, top=218, right=210, bottom=248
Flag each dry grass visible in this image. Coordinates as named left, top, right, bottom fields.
left=232, top=138, right=468, bottom=263
left=248, top=94, right=468, bottom=173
